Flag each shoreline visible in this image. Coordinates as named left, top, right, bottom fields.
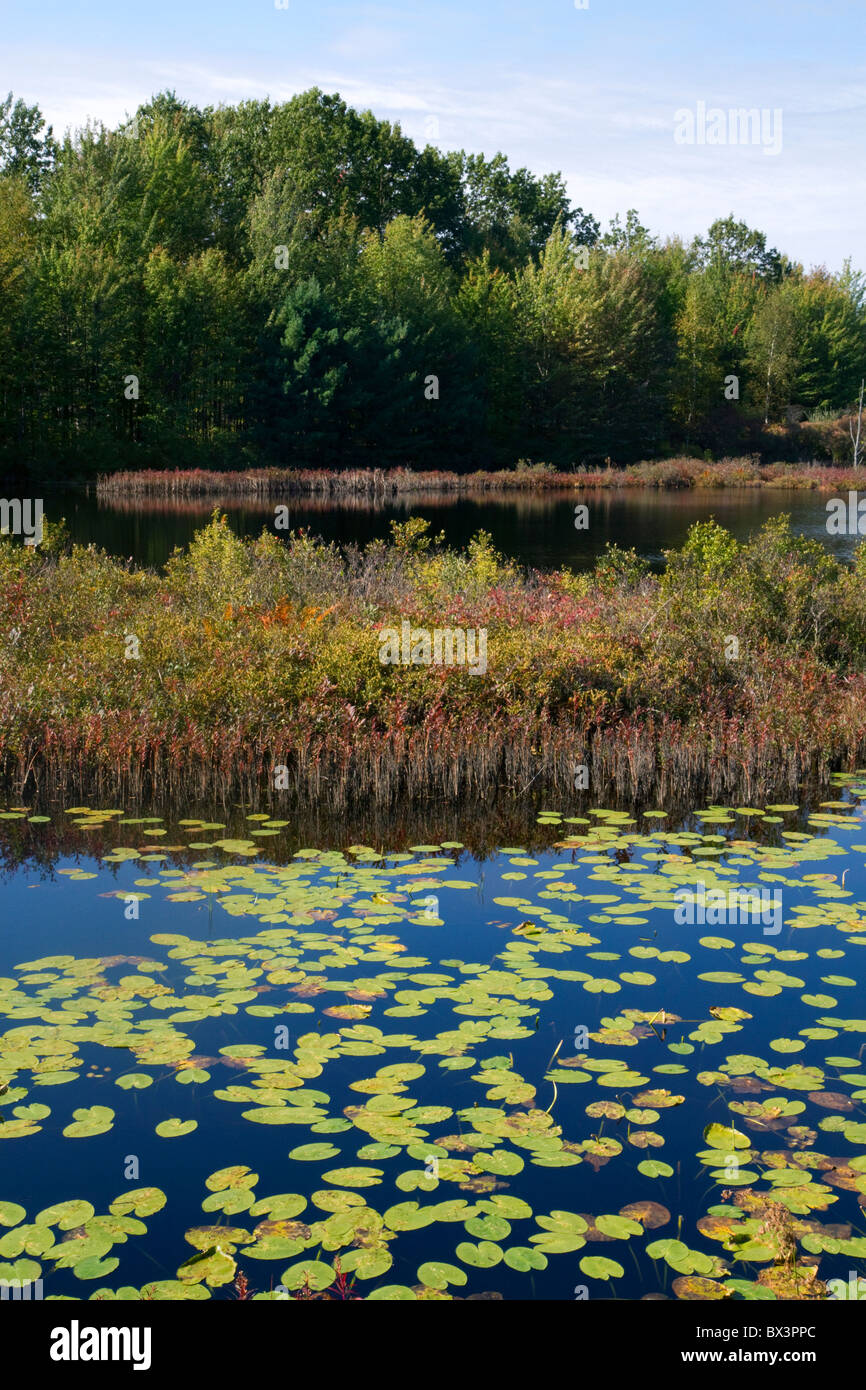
left=4, top=716, right=858, bottom=812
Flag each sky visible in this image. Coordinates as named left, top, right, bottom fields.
left=3, top=0, right=865, bottom=270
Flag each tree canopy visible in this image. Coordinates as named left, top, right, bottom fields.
left=0, top=89, right=863, bottom=476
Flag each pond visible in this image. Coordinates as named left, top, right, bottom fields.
left=2, top=783, right=866, bottom=1301
left=39, top=484, right=858, bottom=571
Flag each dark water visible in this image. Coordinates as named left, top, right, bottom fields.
left=2, top=789, right=866, bottom=1302
left=40, top=486, right=860, bottom=571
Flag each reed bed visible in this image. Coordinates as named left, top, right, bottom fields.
left=6, top=710, right=850, bottom=811
left=95, top=457, right=866, bottom=499
left=95, top=465, right=562, bottom=498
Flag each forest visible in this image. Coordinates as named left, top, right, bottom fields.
left=0, top=87, right=864, bottom=477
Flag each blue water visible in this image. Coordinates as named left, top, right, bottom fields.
left=2, top=797, right=865, bottom=1300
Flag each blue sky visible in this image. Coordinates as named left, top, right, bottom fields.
left=4, top=0, right=864, bottom=269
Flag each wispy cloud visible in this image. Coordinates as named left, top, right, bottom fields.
left=6, top=13, right=864, bottom=271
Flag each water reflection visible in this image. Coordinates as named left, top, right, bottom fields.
left=36, top=485, right=860, bottom=571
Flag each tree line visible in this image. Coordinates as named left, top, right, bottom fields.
left=0, top=87, right=863, bottom=476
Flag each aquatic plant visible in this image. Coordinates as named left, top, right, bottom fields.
left=1, top=792, right=865, bottom=1300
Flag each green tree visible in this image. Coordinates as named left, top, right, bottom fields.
left=247, top=171, right=362, bottom=314
left=745, top=279, right=802, bottom=422
left=0, top=176, right=37, bottom=457
left=4, top=83, right=864, bottom=476
left=275, top=275, right=410, bottom=463
left=448, top=149, right=597, bottom=270
left=354, top=214, right=478, bottom=460
left=263, top=91, right=464, bottom=251
left=514, top=227, right=673, bottom=461
left=690, top=215, right=783, bottom=282
left=600, top=209, right=655, bottom=256
left=673, top=244, right=763, bottom=431
left=788, top=269, right=865, bottom=409
left=455, top=251, right=523, bottom=454
left=141, top=247, right=253, bottom=449
left=0, top=93, right=55, bottom=192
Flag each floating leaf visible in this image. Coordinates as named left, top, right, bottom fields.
left=595, top=1214, right=643, bottom=1239
left=63, top=1105, right=115, bottom=1138
left=637, top=1160, right=674, bottom=1179
left=703, top=1123, right=751, bottom=1151
left=504, top=1245, right=548, bottom=1272
left=0, top=1202, right=26, bottom=1227
left=109, top=1189, right=166, bottom=1218
left=579, top=1256, right=624, bottom=1280
left=36, top=1200, right=95, bottom=1230
left=288, top=1143, right=340, bottom=1162
left=417, top=1260, right=467, bottom=1290
left=321, top=1168, right=383, bottom=1188
left=155, top=1118, right=197, bottom=1138
left=177, top=1248, right=237, bottom=1288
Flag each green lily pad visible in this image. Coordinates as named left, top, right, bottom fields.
left=177, top=1248, right=237, bottom=1287
left=109, top=1188, right=166, bottom=1218
left=417, top=1260, right=467, bottom=1290
left=0, top=1202, right=26, bottom=1227
left=473, top=1149, right=524, bottom=1176
left=204, top=1166, right=258, bottom=1193
left=155, top=1118, right=197, bottom=1138
left=63, top=1106, right=115, bottom=1138
left=35, top=1200, right=95, bottom=1230
left=637, top=1160, right=674, bottom=1178
left=73, top=1255, right=120, bottom=1281
left=338, top=1247, right=393, bottom=1279
left=530, top=1211, right=588, bottom=1254
left=579, top=1256, right=624, bottom=1280
left=456, top=1240, right=503, bottom=1268
left=280, top=1259, right=335, bottom=1291
left=594, top=1214, right=643, bottom=1239
left=703, top=1123, right=750, bottom=1150
left=288, top=1143, right=340, bottom=1162
left=504, top=1245, right=548, bottom=1272
left=321, top=1168, right=383, bottom=1188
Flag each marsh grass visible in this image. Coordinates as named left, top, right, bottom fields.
left=95, top=457, right=866, bottom=499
